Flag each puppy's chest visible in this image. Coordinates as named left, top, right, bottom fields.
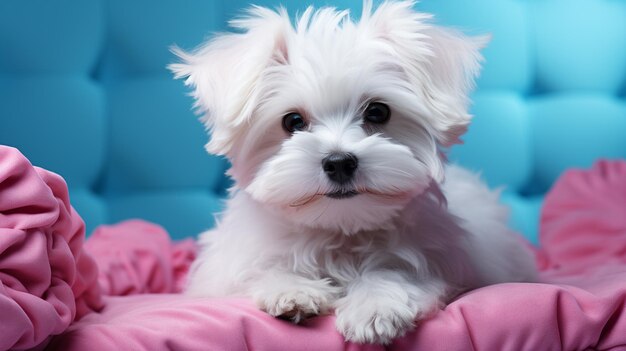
left=286, top=230, right=400, bottom=283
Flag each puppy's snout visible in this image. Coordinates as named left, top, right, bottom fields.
left=322, top=153, right=358, bottom=184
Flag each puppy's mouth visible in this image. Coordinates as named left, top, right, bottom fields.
left=325, top=190, right=358, bottom=199
left=289, top=188, right=410, bottom=207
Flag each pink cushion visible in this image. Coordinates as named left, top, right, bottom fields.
left=48, top=277, right=626, bottom=351
left=84, top=220, right=196, bottom=296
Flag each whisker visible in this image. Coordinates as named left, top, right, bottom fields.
left=313, top=197, right=332, bottom=222
left=289, top=194, right=321, bottom=207
left=289, top=185, right=325, bottom=207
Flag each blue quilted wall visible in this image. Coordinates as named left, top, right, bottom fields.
left=1, top=0, right=625, bottom=242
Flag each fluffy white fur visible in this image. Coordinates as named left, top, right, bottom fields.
left=170, top=1, right=537, bottom=344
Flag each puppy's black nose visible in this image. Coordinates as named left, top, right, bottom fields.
left=322, top=152, right=358, bottom=184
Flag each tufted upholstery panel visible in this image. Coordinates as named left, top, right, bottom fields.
left=1, top=0, right=625, bottom=242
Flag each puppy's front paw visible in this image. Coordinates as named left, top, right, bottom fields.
left=335, top=292, right=439, bottom=345
left=335, top=296, right=415, bottom=344
left=254, top=277, right=338, bottom=323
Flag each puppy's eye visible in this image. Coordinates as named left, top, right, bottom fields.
left=282, top=112, right=308, bottom=133
left=363, top=102, right=390, bottom=124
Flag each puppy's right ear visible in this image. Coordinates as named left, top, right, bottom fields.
left=169, top=6, right=292, bottom=156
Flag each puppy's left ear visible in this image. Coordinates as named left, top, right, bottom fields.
left=168, top=6, right=292, bottom=156
left=364, top=1, right=489, bottom=147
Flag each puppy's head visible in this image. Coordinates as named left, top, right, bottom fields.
left=170, top=1, right=487, bottom=234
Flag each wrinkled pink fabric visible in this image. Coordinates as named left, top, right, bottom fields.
left=0, top=146, right=102, bottom=351
left=47, top=159, right=626, bottom=351
left=540, top=160, right=626, bottom=276
left=84, top=220, right=196, bottom=296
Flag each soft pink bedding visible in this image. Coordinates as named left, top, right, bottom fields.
left=83, top=220, right=196, bottom=296
left=0, top=147, right=101, bottom=351
left=1, top=145, right=625, bottom=351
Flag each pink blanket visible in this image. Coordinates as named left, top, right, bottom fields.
left=0, top=147, right=101, bottom=351
left=1, top=145, right=625, bottom=351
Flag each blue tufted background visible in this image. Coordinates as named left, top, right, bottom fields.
left=1, top=0, right=625, bottom=243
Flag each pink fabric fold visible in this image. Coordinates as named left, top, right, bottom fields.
left=84, top=220, right=197, bottom=296
left=540, top=159, right=626, bottom=275
left=0, top=146, right=102, bottom=351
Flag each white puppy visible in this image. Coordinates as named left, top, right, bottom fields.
left=170, top=1, right=537, bottom=344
